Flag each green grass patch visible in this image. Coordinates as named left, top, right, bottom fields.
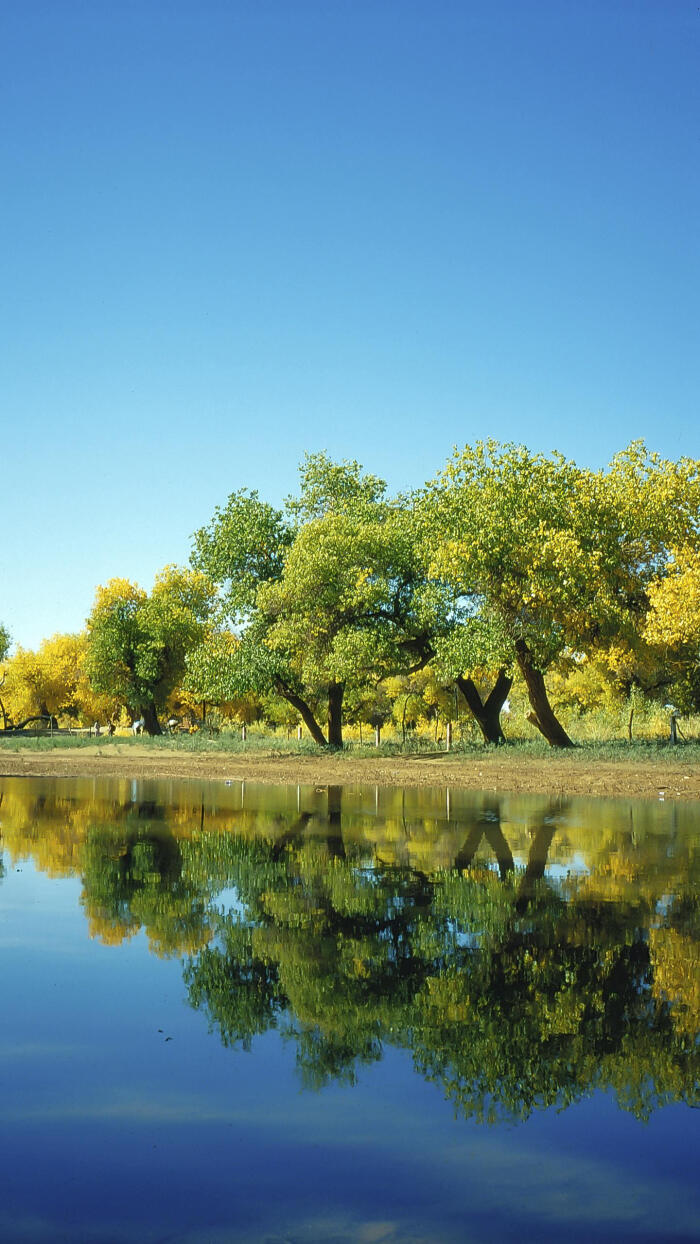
left=2, top=730, right=700, bottom=765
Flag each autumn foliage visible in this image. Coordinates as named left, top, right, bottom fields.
left=2, top=442, right=698, bottom=742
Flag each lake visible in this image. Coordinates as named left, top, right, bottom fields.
left=0, top=776, right=698, bottom=1244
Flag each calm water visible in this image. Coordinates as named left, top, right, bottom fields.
left=0, top=777, right=698, bottom=1244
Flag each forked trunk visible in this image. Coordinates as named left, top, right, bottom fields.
left=516, top=810, right=561, bottom=912
left=514, top=640, right=573, bottom=748
left=456, top=669, right=512, bottom=744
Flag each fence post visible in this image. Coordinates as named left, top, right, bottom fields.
left=241, top=724, right=247, bottom=742
left=297, top=725, right=302, bottom=741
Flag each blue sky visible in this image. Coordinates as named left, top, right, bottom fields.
left=3, top=0, right=698, bottom=649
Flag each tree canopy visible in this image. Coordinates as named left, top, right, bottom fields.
left=423, top=440, right=700, bottom=745
left=191, top=453, right=451, bottom=745
left=0, top=632, right=116, bottom=729
left=85, top=566, right=215, bottom=734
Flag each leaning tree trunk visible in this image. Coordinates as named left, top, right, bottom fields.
left=456, top=669, right=512, bottom=744
left=514, top=640, right=573, bottom=748
left=327, top=681, right=344, bottom=748
left=516, top=807, right=562, bottom=913
left=140, top=704, right=163, bottom=736
left=39, top=703, right=59, bottom=731
left=277, top=682, right=327, bottom=746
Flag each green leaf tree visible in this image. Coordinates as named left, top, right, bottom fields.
left=191, top=453, right=451, bottom=746
left=424, top=440, right=700, bottom=747
left=85, top=567, right=215, bottom=734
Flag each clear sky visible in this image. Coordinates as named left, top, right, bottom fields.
left=3, top=0, right=698, bottom=650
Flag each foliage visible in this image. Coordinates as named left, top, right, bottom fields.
left=2, top=780, right=699, bottom=1121
left=85, top=566, right=215, bottom=731
left=644, top=549, right=700, bottom=711
left=425, top=441, right=584, bottom=663
left=423, top=440, right=700, bottom=745
left=179, top=629, right=265, bottom=725
left=190, top=491, right=292, bottom=625
left=1, top=632, right=118, bottom=727
left=178, top=813, right=699, bottom=1117
left=80, top=820, right=215, bottom=956
left=191, top=453, right=451, bottom=745
left=8, top=440, right=700, bottom=745
left=257, top=509, right=444, bottom=688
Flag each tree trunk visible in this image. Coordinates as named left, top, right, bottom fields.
left=277, top=683, right=327, bottom=746
left=514, top=640, right=573, bottom=748
left=516, top=813, right=560, bottom=912
left=326, top=785, right=346, bottom=859
left=454, top=822, right=485, bottom=871
left=482, top=821, right=515, bottom=880
left=140, top=704, right=162, bottom=735
left=327, top=681, right=344, bottom=748
left=456, top=669, right=512, bottom=744
left=39, top=703, right=59, bottom=731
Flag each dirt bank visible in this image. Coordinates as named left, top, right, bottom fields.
left=2, top=744, right=699, bottom=800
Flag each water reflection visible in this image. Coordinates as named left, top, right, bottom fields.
left=1, top=778, right=698, bottom=1127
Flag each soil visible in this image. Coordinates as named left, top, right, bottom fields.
left=1, top=744, right=700, bottom=801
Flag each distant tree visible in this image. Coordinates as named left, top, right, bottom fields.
left=85, top=567, right=215, bottom=734
left=0, top=632, right=118, bottom=729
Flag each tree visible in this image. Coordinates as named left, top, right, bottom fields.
left=85, top=567, right=215, bottom=734
left=424, top=442, right=590, bottom=746
left=191, top=454, right=451, bottom=746
left=644, top=549, right=700, bottom=711
left=424, top=441, right=700, bottom=747
left=0, top=632, right=118, bottom=729
left=2, top=778, right=697, bottom=1118
left=180, top=800, right=698, bottom=1118
left=81, top=820, right=215, bottom=956
left=432, top=617, right=515, bottom=745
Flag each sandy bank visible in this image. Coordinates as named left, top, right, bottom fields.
left=2, top=743, right=700, bottom=801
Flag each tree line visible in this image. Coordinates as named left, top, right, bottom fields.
left=2, top=441, right=699, bottom=745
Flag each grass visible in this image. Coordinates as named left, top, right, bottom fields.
left=2, top=730, right=700, bottom=765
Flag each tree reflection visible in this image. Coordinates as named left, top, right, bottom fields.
left=181, top=792, right=699, bottom=1120
left=81, top=815, right=215, bottom=955
left=2, top=782, right=698, bottom=1122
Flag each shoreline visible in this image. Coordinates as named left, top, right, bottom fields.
left=2, top=744, right=700, bottom=801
